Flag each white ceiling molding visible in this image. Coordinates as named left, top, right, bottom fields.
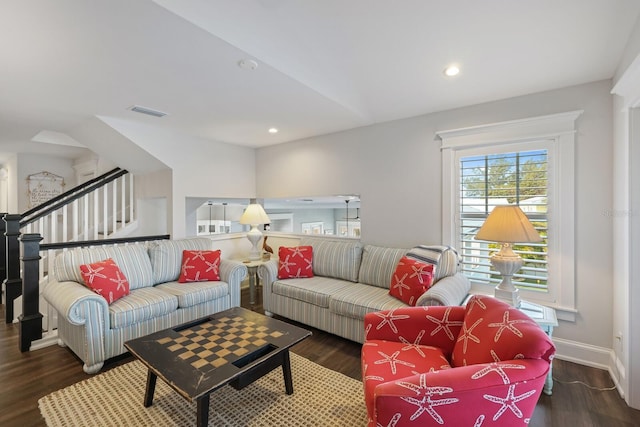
left=611, top=53, right=640, bottom=108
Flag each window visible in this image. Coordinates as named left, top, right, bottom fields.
left=437, top=111, right=581, bottom=320
left=460, top=149, right=548, bottom=291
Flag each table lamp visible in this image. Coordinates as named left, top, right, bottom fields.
left=239, top=204, right=271, bottom=261
left=474, top=205, right=542, bottom=307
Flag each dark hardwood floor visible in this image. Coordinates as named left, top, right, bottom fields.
left=1, top=286, right=639, bottom=426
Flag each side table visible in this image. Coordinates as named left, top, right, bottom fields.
left=519, top=300, right=558, bottom=395
left=242, top=257, right=272, bottom=306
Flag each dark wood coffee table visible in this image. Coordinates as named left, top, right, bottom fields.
left=124, top=307, right=311, bottom=427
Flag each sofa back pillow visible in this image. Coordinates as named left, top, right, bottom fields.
left=299, top=237, right=362, bottom=282
left=405, top=245, right=461, bottom=282
left=148, top=238, right=213, bottom=284
left=55, top=244, right=154, bottom=290
left=358, top=245, right=407, bottom=289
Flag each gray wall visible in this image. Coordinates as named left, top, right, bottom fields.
left=256, top=79, right=614, bottom=359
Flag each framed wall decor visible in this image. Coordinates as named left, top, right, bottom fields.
left=27, top=171, right=65, bottom=209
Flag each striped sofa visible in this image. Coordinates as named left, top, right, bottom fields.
left=258, top=237, right=470, bottom=343
left=43, top=237, right=247, bottom=374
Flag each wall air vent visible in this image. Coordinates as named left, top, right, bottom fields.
left=129, top=105, right=168, bottom=118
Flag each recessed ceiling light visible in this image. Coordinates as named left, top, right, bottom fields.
left=268, top=127, right=278, bottom=134
left=238, top=59, right=258, bottom=70
left=444, top=64, right=460, bottom=77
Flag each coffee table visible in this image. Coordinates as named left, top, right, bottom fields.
left=124, top=307, right=312, bottom=426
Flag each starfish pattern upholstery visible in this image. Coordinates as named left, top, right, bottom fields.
left=79, top=258, right=130, bottom=304
left=278, top=245, right=314, bottom=279
left=388, top=256, right=435, bottom=306
left=178, top=250, right=221, bottom=283
left=361, top=295, right=555, bottom=426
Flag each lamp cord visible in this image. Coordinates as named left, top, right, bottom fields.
left=552, top=376, right=617, bottom=391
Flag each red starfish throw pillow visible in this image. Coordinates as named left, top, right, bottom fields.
left=178, top=250, right=221, bottom=283
left=388, top=256, right=434, bottom=306
left=278, top=246, right=313, bottom=279
left=79, top=258, right=130, bottom=304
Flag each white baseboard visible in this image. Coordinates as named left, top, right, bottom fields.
left=30, top=330, right=59, bottom=351
left=553, top=337, right=625, bottom=398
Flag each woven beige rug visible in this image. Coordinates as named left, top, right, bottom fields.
left=39, top=352, right=367, bottom=426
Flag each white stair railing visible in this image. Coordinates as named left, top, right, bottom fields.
left=23, top=172, right=135, bottom=245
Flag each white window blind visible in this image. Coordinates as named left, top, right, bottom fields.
left=459, top=149, right=548, bottom=291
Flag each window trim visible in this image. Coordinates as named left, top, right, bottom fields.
left=436, top=111, right=582, bottom=321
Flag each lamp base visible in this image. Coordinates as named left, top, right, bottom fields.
left=490, top=244, right=523, bottom=307
left=494, top=286, right=521, bottom=307
left=246, top=225, right=263, bottom=261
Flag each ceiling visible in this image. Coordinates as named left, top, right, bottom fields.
left=1, top=0, right=639, bottom=159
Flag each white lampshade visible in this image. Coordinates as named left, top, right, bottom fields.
left=474, top=205, right=541, bottom=307
left=475, top=205, right=542, bottom=244
left=239, top=204, right=270, bottom=225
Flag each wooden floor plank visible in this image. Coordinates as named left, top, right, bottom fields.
left=1, top=287, right=638, bottom=426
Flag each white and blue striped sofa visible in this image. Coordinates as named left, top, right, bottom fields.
left=258, top=237, right=470, bottom=343
left=43, top=237, right=247, bottom=374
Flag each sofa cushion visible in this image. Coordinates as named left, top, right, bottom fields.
left=405, top=245, right=460, bottom=282
left=155, top=281, right=229, bottom=308
left=358, top=245, right=407, bottom=289
left=272, top=276, right=351, bottom=308
left=55, top=244, right=154, bottom=290
left=178, top=250, right=221, bottom=283
left=79, top=258, right=130, bottom=304
left=278, top=246, right=314, bottom=279
left=108, top=287, right=178, bottom=329
left=329, top=283, right=407, bottom=320
left=389, top=256, right=434, bottom=306
left=148, top=238, right=213, bottom=284
left=300, top=237, right=362, bottom=282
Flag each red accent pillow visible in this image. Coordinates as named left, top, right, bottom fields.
left=278, top=246, right=313, bottom=279
left=178, top=250, right=221, bottom=283
left=79, top=258, right=130, bottom=304
left=451, top=295, right=555, bottom=367
left=388, top=256, right=434, bottom=306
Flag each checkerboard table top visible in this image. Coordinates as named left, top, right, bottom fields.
left=155, top=315, right=286, bottom=372
left=124, top=307, right=311, bottom=400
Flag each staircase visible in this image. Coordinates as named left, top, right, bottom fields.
left=20, top=167, right=135, bottom=243
left=0, top=167, right=151, bottom=351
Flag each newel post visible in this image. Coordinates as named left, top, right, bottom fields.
left=0, top=213, right=7, bottom=289
left=4, top=214, right=22, bottom=324
left=19, top=233, right=43, bottom=352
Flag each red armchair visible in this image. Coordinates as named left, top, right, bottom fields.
left=362, top=295, right=555, bottom=426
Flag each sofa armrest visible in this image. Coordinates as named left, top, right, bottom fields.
left=372, top=359, right=550, bottom=426
left=43, top=279, right=109, bottom=327
left=416, top=272, right=470, bottom=307
left=257, top=259, right=279, bottom=310
left=219, top=259, right=247, bottom=308
left=257, top=259, right=278, bottom=286
left=364, top=306, right=465, bottom=352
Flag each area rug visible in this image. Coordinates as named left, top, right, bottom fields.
left=39, top=352, right=367, bottom=426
